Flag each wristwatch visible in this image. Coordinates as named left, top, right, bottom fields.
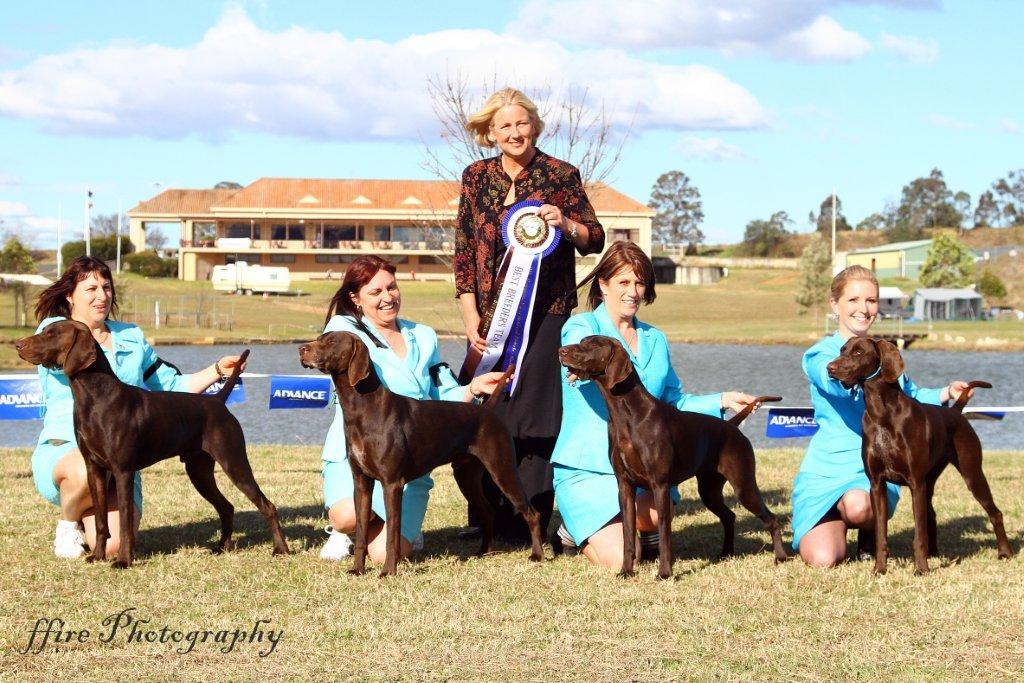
left=568, top=220, right=579, bottom=240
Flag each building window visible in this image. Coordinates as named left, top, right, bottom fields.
left=226, top=253, right=261, bottom=265
left=315, top=254, right=342, bottom=264
left=193, top=222, right=216, bottom=245
left=393, top=226, right=425, bottom=245
left=369, top=225, right=391, bottom=241
left=225, top=223, right=253, bottom=239
left=271, top=224, right=305, bottom=241
left=323, top=225, right=358, bottom=248
left=269, top=254, right=296, bottom=263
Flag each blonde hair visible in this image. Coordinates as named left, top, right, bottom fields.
left=465, top=87, right=545, bottom=148
left=829, top=265, right=879, bottom=302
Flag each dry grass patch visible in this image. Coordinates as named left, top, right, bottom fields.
left=1, top=446, right=1022, bottom=680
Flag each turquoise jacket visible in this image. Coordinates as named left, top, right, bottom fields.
left=550, top=303, right=725, bottom=475
left=35, top=316, right=192, bottom=446
left=798, top=332, right=943, bottom=476
left=319, top=315, right=465, bottom=464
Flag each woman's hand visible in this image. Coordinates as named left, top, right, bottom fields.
left=463, top=309, right=488, bottom=354
left=215, top=354, right=246, bottom=379
left=538, top=204, right=567, bottom=231
left=467, top=371, right=513, bottom=401
left=721, top=391, right=759, bottom=414
left=943, top=380, right=972, bottom=404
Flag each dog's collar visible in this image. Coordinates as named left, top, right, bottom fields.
left=862, top=364, right=882, bottom=383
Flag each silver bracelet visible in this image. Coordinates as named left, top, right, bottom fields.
left=568, top=220, right=579, bottom=240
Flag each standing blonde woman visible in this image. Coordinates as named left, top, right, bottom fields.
left=453, top=87, right=605, bottom=540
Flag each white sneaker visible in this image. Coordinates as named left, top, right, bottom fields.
left=54, top=519, right=85, bottom=558
left=319, top=526, right=353, bottom=561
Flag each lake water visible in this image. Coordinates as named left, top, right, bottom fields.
left=4, top=341, right=1022, bottom=451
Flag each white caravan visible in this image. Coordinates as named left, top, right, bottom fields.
left=211, top=262, right=291, bottom=294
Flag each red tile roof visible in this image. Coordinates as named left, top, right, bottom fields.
left=129, top=178, right=651, bottom=215
left=130, top=189, right=239, bottom=215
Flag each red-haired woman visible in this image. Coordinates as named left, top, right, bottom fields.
left=316, top=255, right=509, bottom=563
left=31, top=256, right=245, bottom=558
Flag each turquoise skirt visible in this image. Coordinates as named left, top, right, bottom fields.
left=553, top=463, right=680, bottom=544
left=321, top=459, right=433, bottom=543
left=790, top=470, right=900, bottom=550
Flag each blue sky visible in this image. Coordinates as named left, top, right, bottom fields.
left=1, top=1, right=1020, bottom=247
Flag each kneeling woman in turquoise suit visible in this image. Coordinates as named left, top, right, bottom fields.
left=32, top=256, right=245, bottom=558
left=317, top=255, right=508, bottom=563
left=551, top=241, right=759, bottom=569
left=791, top=265, right=971, bottom=567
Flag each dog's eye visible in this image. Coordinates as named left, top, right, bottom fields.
left=853, top=349, right=861, bottom=355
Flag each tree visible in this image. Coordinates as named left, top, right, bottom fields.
left=62, top=235, right=134, bottom=263
left=978, top=270, right=1007, bottom=300
left=953, top=191, right=971, bottom=232
left=91, top=212, right=127, bottom=238
left=974, top=190, right=1000, bottom=228
left=892, top=168, right=963, bottom=237
left=741, top=211, right=792, bottom=257
left=918, top=233, right=975, bottom=288
left=991, top=169, right=1024, bottom=226
left=0, top=236, right=36, bottom=274
left=214, top=181, right=243, bottom=190
left=794, top=233, right=833, bottom=315
left=147, top=228, right=169, bottom=251
left=649, top=171, right=704, bottom=248
left=855, top=210, right=892, bottom=232
left=808, top=194, right=850, bottom=233
left=0, top=236, right=36, bottom=326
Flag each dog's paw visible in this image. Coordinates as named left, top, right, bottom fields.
left=111, top=560, right=131, bottom=570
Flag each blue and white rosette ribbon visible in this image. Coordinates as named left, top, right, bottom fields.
left=473, top=200, right=561, bottom=395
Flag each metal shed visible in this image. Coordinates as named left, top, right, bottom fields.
left=912, top=288, right=983, bottom=320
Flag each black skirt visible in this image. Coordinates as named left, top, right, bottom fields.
left=488, top=310, right=566, bottom=440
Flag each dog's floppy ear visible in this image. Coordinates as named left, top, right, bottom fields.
left=874, top=339, right=904, bottom=383
left=347, top=336, right=371, bottom=387
left=604, top=342, right=633, bottom=388
left=60, top=325, right=96, bottom=377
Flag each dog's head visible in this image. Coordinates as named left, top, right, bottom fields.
left=558, top=335, right=634, bottom=388
left=299, top=331, right=372, bottom=387
left=15, top=319, right=97, bottom=378
left=827, top=336, right=904, bottom=386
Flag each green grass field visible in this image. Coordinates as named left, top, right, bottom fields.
left=2, top=269, right=1023, bottom=369
left=1, top=446, right=1021, bottom=680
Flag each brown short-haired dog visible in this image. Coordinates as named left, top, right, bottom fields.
left=299, top=331, right=543, bottom=577
left=826, top=336, right=1013, bottom=574
left=16, top=320, right=290, bottom=568
left=558, top=335, right=787, bottom=579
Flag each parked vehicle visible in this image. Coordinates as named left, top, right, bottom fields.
left=211, top=262, right=291, bottom=294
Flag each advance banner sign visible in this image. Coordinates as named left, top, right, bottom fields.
left=201, top=378, right=246, bottom=405
left=765, top=408, right=819, bottom=438
left=268, top=376, right=332, bottom=409
left=0, top=377, right=44, bottom=420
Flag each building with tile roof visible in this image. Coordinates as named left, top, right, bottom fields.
left=127, top=178, right=653, bottom=282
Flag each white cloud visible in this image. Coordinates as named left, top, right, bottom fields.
left=0, top=199, right=30, bottom=215
left=679, top=135, right=747, bottom=161
left=927, top=114, right=976, bottom=131
left=0, top=6, right=768, bottom=143
left=0, top=172, right=22, bottom=187
left=770, top=15, right=871, bottom=61
left=999, top=118, right=1020, bottom=134
left=512, top=1, right=874, bottom=62
left=879, top=33, right=939, bottom=64
left=0, top=200, right=67, bottom=246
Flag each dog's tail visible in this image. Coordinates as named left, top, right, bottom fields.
left=215, top=349, right=250, bottom=403
left=482, top=364, right=515, bottom=408
left=951, top=380, right=991, bottom=413
left=728, top=395, right=782, bottom=426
